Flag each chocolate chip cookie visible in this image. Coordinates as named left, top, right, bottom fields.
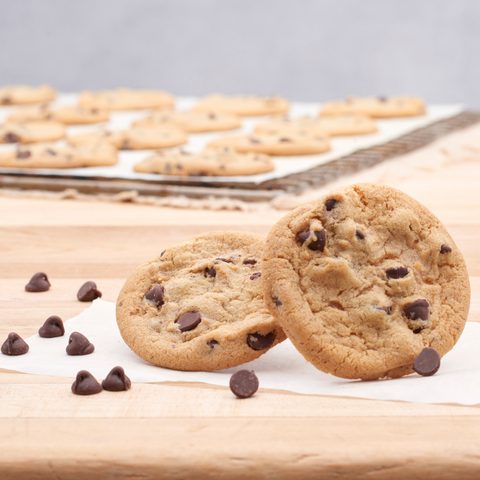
left=261, top=183, right=470, bottom=380
left=8, top=105, right=110, bottom=125
left=0, top=84, right=56, bottom=105
left=116, top=231, right=286, bottom=371
left=0, top=121, right=65, bottom=144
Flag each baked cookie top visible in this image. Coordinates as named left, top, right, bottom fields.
left=0, top=84, right=56, bottom=105
left=207, top=132, right=330, bottom=156
left=116, top=231, right=286, bottom=371
left=0, top=142, right=118, bottom=169
left=192, top=94, right=290, bottom=117
left=8, top=105, right=110, bottom=125
left=134, top=110, right=242, bottom=133
left=134, top=147, right=274, bottom=176
left=78, top=88, right=175, bottom=111
left=261, top=183, right=470, bottom=380
left=0, top=121, right=65, bottom=144
left=320, top=96, right=426, bottom=118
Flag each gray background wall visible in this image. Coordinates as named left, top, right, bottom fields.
left=1, top=0, right=479, bottom=106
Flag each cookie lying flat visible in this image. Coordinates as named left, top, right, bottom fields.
left=0, top=122, right=65, bottom=144
left=192, top=95, right=290, bottom=117
left=133, top=110, right=242, bottom=133
left=116, top=232, right=286, bottom=371
left=261, top=183, right=470, bottom=380
left=68, top=126, right=187, bottom=150
left=134, top=147, right=274, bottom=176
left=78, top=88, right=175, bottom=111
left=8, top=105, right=110, bottom=125
left=0, top=142, right=118, bottom=169
left=320, top=96, right=426, bottom=118
left=255, top=115, right=377, bottom=137
left=208, top=132, right=330, bottom=156
left=0, top=84, right=56, bottom=105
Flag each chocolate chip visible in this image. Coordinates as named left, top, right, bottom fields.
left=208, top=113, right=217, bottom=120
left=38, top=315, right=65, bottom=338
left=71, top=370, right=102, bottom=395
left=355, top=229, right=366, bottom=240
left=404, top=299, right=430, bottom=321
left=1, top=96, right=12, bottom=104
left=121, top=139, right=130, bottom=150
left=249, top=137, right=261, bottom=144
left=325, top=199, right=338, bottom=211
left=250, top=272, right=261, bottom=280
left=145, top=285, right=165, bottom=307
left=176, top=312, right=202, bottom=332
left=1, top=332, right=29, bottom=356
left=378, top=96, right=388, bottom=102
left=206, top=267, right=216, bottom=278
left=243, top=258, right=257, bottom=265
left=160, top=250, right=166, bottom=257
left=16, top=150, right=31, bottom=159
left=102, top=366, right=131, bottom=392
left=386, top=266, right=409, bottom=279
left=272, top=296, right=282, bottom=307
left=247, top=332, right=275, bottom=350
left=4, top=132, right=20, bottom=143
left=77, top=281, right=102, bottom=302
left=374, top=306, right=391, bottom=315
left=46, top=148, right=57, bottom=156
left=230, top=370, right=259, bottom=399
left=66, top=332, right=95, bottom=356
left=297, top=230, right=326, bottom=251
left=25, top=272, right=50, bottom=292
left=215, top=257, right=232, bottom=263
left=440, top=244, right=452, bottom=254
left=279, top=137, right=292, bottom=142
left=207, top=339, right=219, bottom=348
left=413, top=348, right=441, bottom=376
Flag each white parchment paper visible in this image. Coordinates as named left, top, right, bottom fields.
left=1, top=299, right=479, bottom=405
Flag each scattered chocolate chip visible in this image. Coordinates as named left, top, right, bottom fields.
left=102, top=366, right=131, bottom=392
left=206, top=267, right=216, bottom=278
left=404, top=299, right=430, bottom=321
left=38, top=315, right=65, bottom=338
left=247, top=332, right=275, bottom=351
left=374, top=306, right=391, bottom=315
left=1, top=332, right=29, bottom=356
left=297, top=230, right=326, bottom=251
left=77, top=281, right=102, bottom=302
left=325, top=199, right=338, bottom=211
left=215, top=257, right=232, bottom=263
left=386, top=266, right=409, bottom=279
left=413, top=348, right=440, bottom=376
left=272, top=296, right=282, bottom=307
left=279, top=137, right=292, bottom=142
left=16, top=150, right=31, bottom=159
left=71, top=370, right=102, bottom=395
left=250, top=272, right=261, bottom=280
left=25, top=272, right=51, bottom=292
left=440, top=244, right=452, bottom=254
left=243, top=258, right=257, bottom=265
left=207, top=339, right=219, bottom=348
left=66, top=332, right=95, bottom=356
left=176, top=312, right=202, bottom=332
left=355, top=229, right=366, bottom=240
left=1, top=96, right=12, bottom=104
left=145, top=285, right=165, bottom=307
left=208, top=113, right=217, bottom=120
left=121, top=139, right=130, bottom=150
left=249, top=137, right=261, bottom=144
left=160, top=250, right=166, bottom=257
left=230, top=370, right=259, bottom=398
left=412, top=327, right=424, bottom=334
left=4, top=132, right=20, bottom=143
left=46, top=148, right=57, bottom=156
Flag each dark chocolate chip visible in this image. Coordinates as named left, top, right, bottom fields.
left=1, top=332, right=29, bottom=356
left=145, top=285, right=165, bottom=307
left=297, top=230, right=326, bottom=252
left=215, top=257, right=232, bottom=263
left=249, top=137, right=261, bottom=144
left=71, top=370, right=102, bottom=395
left=440, top=244, right=452, bottom=254
left=160, top=249, right=166, bottom=257
left=25, top=272, right=50, bottom=292
left=102, top=366, right=131, bottom=392
left=38, top=315, right=65, bottom=338
left=208, top=113, right=217, bottom=120
left=272, top=296, right=282, bottom=307
left=325, top=199, right=338, bottom=211
left=121, top=139, right=130, bottom=150
left=230, top=370, right=259, bottom=399
left=46, top=148, right=57, bottom=156
left=16, top=150, right=31, bottom=159
left=207, top=339, right=219, bottom=348
left=413, top=348, right=440, bottom=376
left=355, top=229, right=366, bottom=240
left=77, top=281, right=102, bottom=302
left=4, top=132, right=20, bottom=143
left=378, top=96, right=388, bottom=102
left=1, top=96, right=12, bottom=104
left=176, top=312, right=202, bottom=332
left=250, top=272, right=261, bottom=280
left=247, top=332, right=275, bottom=351
left=404, top=299, right=430, bottom=321
left=66, top=332, right=95, bottom=356
left=374, top=306, right=391, bottom=315
left=243, top=258, right=257, bottom=265
left=279, top=137, right=291, bottom=142
left=206, top=267, right=216, bottom=278
left=386, top=266, right=409, bottom=279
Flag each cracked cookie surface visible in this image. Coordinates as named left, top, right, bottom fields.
left=116, top=231, right=286, bottom=371
left=261, top=183, right=470, bottom=380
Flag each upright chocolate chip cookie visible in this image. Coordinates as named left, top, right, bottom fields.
left=116, top=232, right=285, bottom=371
left=261, top=183, right=470, bottom=380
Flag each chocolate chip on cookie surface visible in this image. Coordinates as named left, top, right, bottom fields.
left=116, top=231, right=286, bottom=371
left=261, top=183, right=470, bottom=380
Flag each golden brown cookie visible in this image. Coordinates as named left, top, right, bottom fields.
left=0, top=121, right=65, bottom=144
left=116, top=231, right=286, bottom=371
left=0, top=84, right=56, bottom=105
left=261, top=183, right=470, bottom=380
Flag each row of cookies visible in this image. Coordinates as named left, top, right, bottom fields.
left=116, top=183, right=469, bottom=380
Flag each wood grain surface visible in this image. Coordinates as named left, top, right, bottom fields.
left=1, top=124, right=480, bottom=479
